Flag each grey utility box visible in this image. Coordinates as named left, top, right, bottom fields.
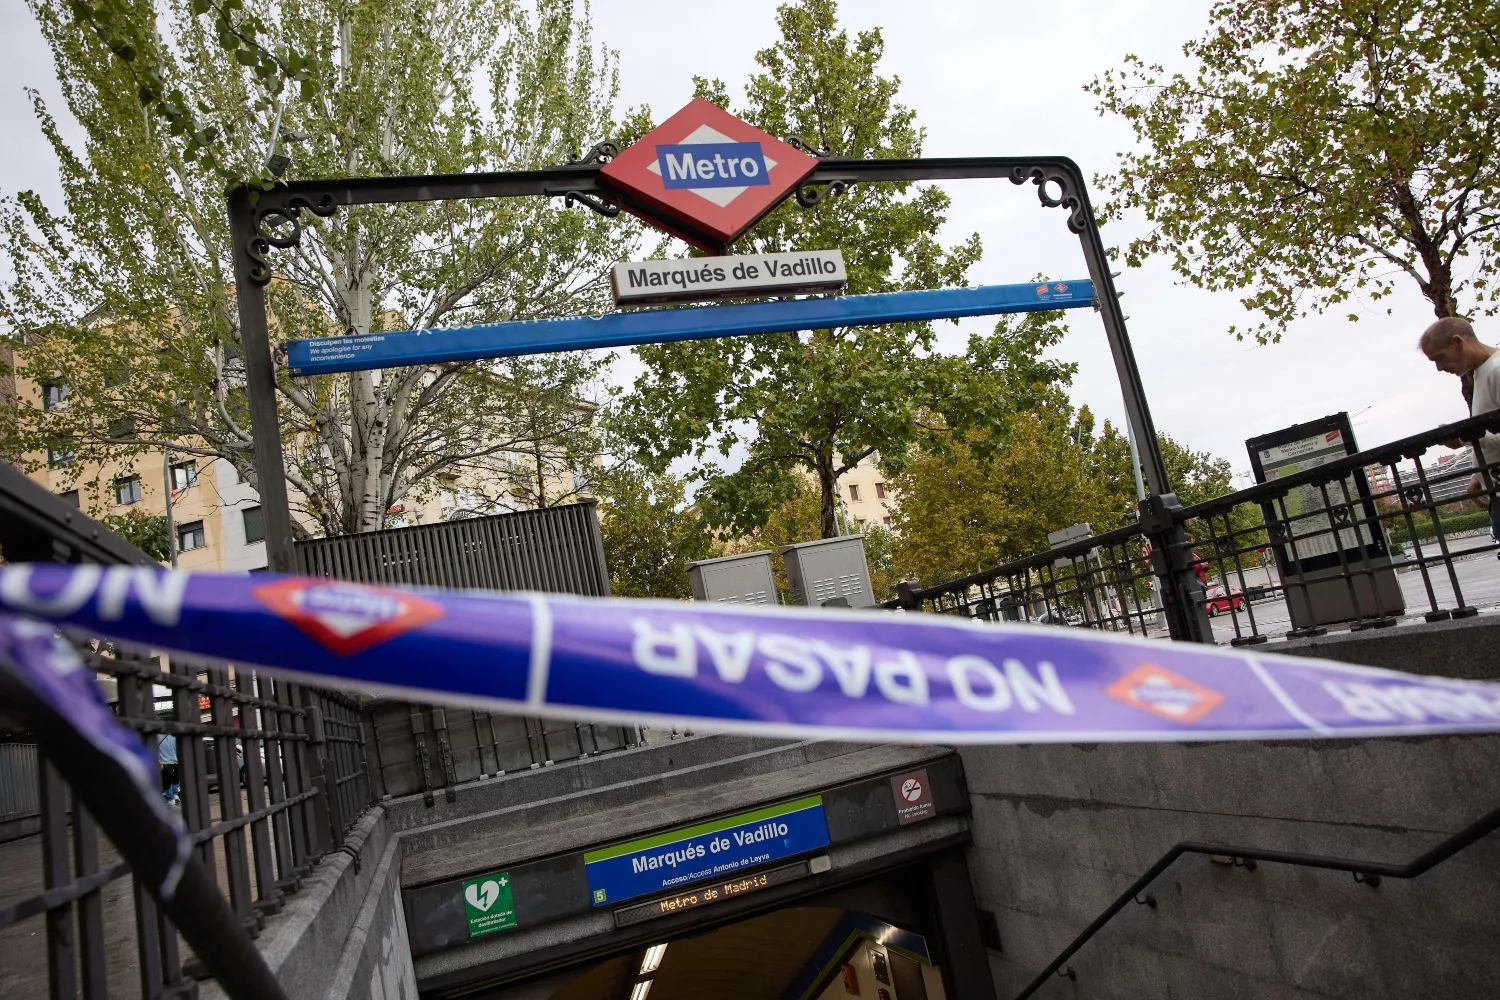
left=685, top=550, right=777, bottom=606
left=779, top=535, right=874, bottom=608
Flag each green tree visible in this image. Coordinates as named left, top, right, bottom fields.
left=610, top=0, right=1056, bottom=541
left=726, top=475, right=894, bottom=602
left=2, top=0, right=640, bottom=536
left=1089, top=0, right=1500, bottom=341
left=597, top=466, right=721, bottom=599
left=889, top=401, right=1250, bottom=588
left=101, top=507, right=170, bottom=562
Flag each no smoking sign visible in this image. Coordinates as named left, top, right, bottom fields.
left=890, top=769, right=936, bottom=825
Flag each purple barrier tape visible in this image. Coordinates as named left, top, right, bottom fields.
left=0, top=612, right=190, bottom=896
left=2, top=564, right=1499, bottom=743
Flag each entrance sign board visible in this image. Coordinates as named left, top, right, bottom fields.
left=286, top=279, right=1095, bottom=377
left=582, top=795, right=830, bottom=907
left=611, top=250, right=847, bottom=306
left=599, top=98, right=819, bottom=252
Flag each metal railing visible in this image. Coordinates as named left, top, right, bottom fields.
left=883, top=411, right=1500, bottom=645
left=0, top=461, right=375, bottom=998
left=0, top=743, right=39, bottom=834
left=1014, top=802, right=1500, bottom=999
left=363, top=702, right=641, bottom=807
left=295, top=500, right=612, bottom=596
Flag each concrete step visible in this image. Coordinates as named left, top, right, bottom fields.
left=384, top=732, right=790, bottom=834
left=396, top=735, right=949, bottom=888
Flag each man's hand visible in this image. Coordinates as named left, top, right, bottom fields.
left=1468, top=473, right=1483, bottom=494
left=1443, top=437, right=1465, bottom=449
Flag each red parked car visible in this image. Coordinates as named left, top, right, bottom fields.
left=1204, top=584, right=1245, bottom=616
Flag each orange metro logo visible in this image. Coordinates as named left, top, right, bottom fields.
left=1105, top=663, right=1225, bottom=724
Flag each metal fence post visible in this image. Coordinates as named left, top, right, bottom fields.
left=227, top=189, right=297, bottom=574
left=301, top=697, right=338, bottom=853
left=1139, top=493, right=1214, bottom=643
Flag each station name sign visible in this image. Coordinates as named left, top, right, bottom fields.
left=583, top=795, right=830, bottom=907
left=611, top=250, right=847, bottom=306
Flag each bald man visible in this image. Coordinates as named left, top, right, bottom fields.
left=1420, top=316, right=1500, bottom=539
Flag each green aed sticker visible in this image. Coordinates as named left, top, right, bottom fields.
left=461, top=870, right=516, bottom=938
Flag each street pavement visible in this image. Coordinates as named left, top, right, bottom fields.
left=1210, top=531, right=1500, bottom=645
left=0, top=792, right=260, bottom=998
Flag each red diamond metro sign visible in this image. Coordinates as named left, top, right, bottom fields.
left=599, top=98, right=820, bottom=254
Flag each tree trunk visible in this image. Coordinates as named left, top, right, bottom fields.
left=817, top=456, right=839, bottom=539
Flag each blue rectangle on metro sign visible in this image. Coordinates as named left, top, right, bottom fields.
left=283, top=281, right=1097, bottom=377
left=582, top=796, right=829, bottom=906
left=656, top=142, right=771, bottom=189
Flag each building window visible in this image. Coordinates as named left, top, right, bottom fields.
left=48, top=445, right=76, bottom=468
left=42, top=383, right=69, bottom=410
left=114, top=476, right=142, bottom=505
left=242, top=506, right=266, bottom=544
left=178, top=520, right=206, bottom=552
left=57, top=489, right=79, bottom=507
left=171, top=460, right=198, bottom=490
left=883, top=516, right=892, bottom=528
left=849, top=484, right=861, bottom=502
left=875, top=482, right=886, bottom=499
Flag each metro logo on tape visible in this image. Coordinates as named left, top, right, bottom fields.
left=252, top=578, right=445, bottom=656
left=1106, top=663, right=1224, bottom=724
left=600, top=98, right=818, bottom=252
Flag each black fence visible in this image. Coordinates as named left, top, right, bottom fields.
left=884, top=411, right=1500, bottom=645
left=297, top=500, right=640, bottom=808
left=295, top=500, right=612, bottom=596
left=0, top=461, right=373, bottom=999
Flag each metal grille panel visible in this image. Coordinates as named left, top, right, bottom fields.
left=294, top=501, right=611, bottom=596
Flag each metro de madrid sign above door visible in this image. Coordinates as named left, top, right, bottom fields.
left=599, top=98, right=820, bottom=254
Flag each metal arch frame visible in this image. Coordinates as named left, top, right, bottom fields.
left=226, top=152, right=1187, bottom=627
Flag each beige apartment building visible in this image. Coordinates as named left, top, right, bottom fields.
left=836, top=452, right=897, bottom=532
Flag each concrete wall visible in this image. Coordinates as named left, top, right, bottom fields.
left=964, top=619, right=1500, bottom=1000
left=204, top=806, right=418, bottom=1000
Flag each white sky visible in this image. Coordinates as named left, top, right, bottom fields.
left=0, top=0, right=1474, bottom=483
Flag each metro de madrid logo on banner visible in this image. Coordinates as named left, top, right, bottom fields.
left=599, top=98, right=819, bottom=253
left=1106, top=663, right=1225, bottom=724
left=252, top=578, right=444, bottom=656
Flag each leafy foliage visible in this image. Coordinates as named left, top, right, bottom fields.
left=68, top=0, right=318, bottom=196
left=1090, top=0, right=1500, bottom=341
left=596, top=465, right=721, bottom=599
left=889, top=403, right=1249, bottom=588
left=609, top=0, right=1075, bottom=540
left=101, top=507, right=170, bottom=562
left=3, top=0, right=642, bottom=536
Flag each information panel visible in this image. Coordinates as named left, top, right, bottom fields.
left=583, top=795, right=830, bottom=907
left=1246, top=413, right=1386, bottom=572
left=285, top=280, right=1095, bottom=377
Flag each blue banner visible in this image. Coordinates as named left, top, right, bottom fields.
left=583, top=796, right=830, bottom=906
left=2, top=565, right=1499, bottom=746
left=284, top=280, right=1095, bottom=376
